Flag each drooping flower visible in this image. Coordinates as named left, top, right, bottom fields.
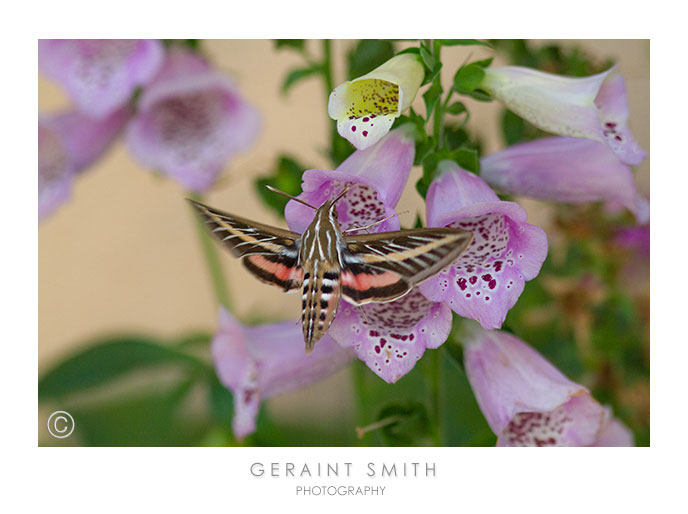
left=38, top=39, right=164, bottom=119
left=39, top=107, right=131, bottom=222
left=418, top=161, right=548, bottom=330
left=285, top=124, right=416, bottom=234
left=481, top=65, right=646, bottom=165
left=285, top=125, right=451, bottom=383
left=462, top=322, right=634, bottom=446
left=212, top=307, right=355, bottom=439
left=328, top=289, right=452, bottom=383
left=328, top=54, right=424, bottom=150
left=125, top=48, right=261, bottom=193
left=481, top=137, right=649, bottom=223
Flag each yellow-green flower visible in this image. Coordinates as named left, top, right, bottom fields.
left=328, top=54, right=424, bottom=150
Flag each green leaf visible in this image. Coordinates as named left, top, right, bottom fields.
left=419, top=44, right=435, bottom=71
left=464, top=89, right=492, bottom=102
left=255, top=155, right=307, bottom=218
left=416, top=153, right=439, bottom=199
left=446, top=101, right=467, bottom=115
left=61, top=380, right=210, bottom=446
left=281, top=66, right=321, bottom=94
left=413, top=137, right=435, bottom=167
left=209, top=376, right=234, bottom=428
left=39, top=337, right=209, bottom=400
left=421, top=61, right=442, bottom=86
left=453, top=63, right=486, bottom=94
left=347, top=39, right=395, bottom=79
left=423, top=81, right=442, bottom=120
left=274, top=39, right=305, bottom=51
left=376, top=402, right=431, bottom=446
left=438, top=39, right=492, bottom=48
left=449, top=147, right=479, bottom=173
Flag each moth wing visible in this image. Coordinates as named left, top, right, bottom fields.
left=189, top=199, right=303, bottom=291
left=340, top=227, right=472, bottom=305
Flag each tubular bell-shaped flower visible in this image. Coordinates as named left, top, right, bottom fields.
left=38, top=39, right=164, bottom=119
left=212, top=307, right=355, bottom=439
left=39, top=107, right=131, bottom=222
left=328, top=54, right=424, bottom=151
left=481, top=66, right=646, bottom=165
left=125, top=48, right=261, bottom=193
left=285, top=126, right=451, bottom=383
left=481, top=137, right=649, bottom=223
left=418, top=161, right=548, bottom=330
left=461, top=322, right=633, bottom=446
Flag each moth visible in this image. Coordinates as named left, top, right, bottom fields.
left=189, top=184, right=472, bottom=353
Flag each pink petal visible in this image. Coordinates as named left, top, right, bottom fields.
left=595, top=74, right=647, bottom=166
left=328, top=290, right=452, bottom=383
left=211, top=308, right=354, bottom=438
left=419, top=162, right=547, bottom=329
left=481, top=137, right=649, bottom=223
left=39, top=39, right=164, bottom=119
left=483, top=66, right=645, bottom=165
left=498, top=394, right=605, bottom=447
left=38, top=108, right=130, bottom=222
left=594, top=411, right=634, bottom=446
left=284, top=125, right=415, bottom=234
left=125, top=49, right=261, bottom=192
left=462, top=323, right=585, bottom=435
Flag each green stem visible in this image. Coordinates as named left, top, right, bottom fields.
left=352, top=360, right=369, bottom=445
left=189, top=192, right=233, bottom=312
left=429, top=348, right=443, bottom=446
left=431, top=39, right=443, bottom=150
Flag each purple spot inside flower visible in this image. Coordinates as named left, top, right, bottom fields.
left=351, top=125, right=356, bottom=132
left=362, top=130, right=368, bottom=137
left=362, top=117, right=369, bottom=122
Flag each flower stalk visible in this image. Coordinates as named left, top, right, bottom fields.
left=189, top=192, right=233, bottom=312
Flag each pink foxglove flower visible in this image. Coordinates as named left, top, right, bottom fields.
left=126, top=48, right=261, bottom=193
left=481, top=137, right=649, bottom=223
left=39, top=107, right=131, bottom=222
left=328, top=54, right=424, bottom=150
left=286, top=126, right=452, bottom=383
left=418, top=161, right=547, bottom=330
left=462, top=322, right=634, bottom=446
left=481, top=66, right=646, bottom=165
left=212, top=307, right=354, bottom=439
left=39, top=39, right=164, bottom=119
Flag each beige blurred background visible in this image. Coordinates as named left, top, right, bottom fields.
left=38, top=40, right=649, bottom=421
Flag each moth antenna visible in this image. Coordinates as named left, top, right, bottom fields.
left=343, top=210, right=411, bottom=234
left=332, top=182, right=356, bottom=206
left=265, top=185, right=317, bottom=210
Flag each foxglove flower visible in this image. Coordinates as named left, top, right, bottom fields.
left=328, top=54, right=424, bottom=150
left=481, top=137, right=649, bottom=223
left=462, top=322, right=634, bottom=446
left=39, top=107, right=131, bottom=222
left=39, top=39, right=164, bottom=119
left=286, top=126, right=451, bottom=383
left=126, top=48, right=261, bottom=192
left=418, top=161, right=547, bottom=330
left=481, top=66, right=646, bottom=165
left=212, top=307, right=355, bottom=439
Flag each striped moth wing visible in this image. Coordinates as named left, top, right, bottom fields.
left=188, top=199, right=304, bottom=291
left=340, top=227, right=473, bottom=305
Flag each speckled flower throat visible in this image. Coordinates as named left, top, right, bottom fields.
left=345, top=79, right=400, bottom=118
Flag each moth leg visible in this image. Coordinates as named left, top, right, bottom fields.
left=357, top=305, right=370, bottom=324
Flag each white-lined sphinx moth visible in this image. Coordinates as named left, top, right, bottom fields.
left=189, top=184, right=472, bottom=352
